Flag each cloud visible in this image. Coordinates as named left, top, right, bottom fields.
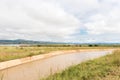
left=0, top=0, right=120, bottom=43
left=85, top=1, right=120, bottom=35
left=56, top=0, right=120, bottom=42
left=0, top=0, right=80, bottom=41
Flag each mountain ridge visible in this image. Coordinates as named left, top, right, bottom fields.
left=0, top=39, right=120, bottom=45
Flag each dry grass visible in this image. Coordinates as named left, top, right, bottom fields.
left=0, top=46, right=116, bottom=62
left=0, top=46, right=110, bottom=62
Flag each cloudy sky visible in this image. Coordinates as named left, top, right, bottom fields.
left=0, top=0, right=120, bottom=43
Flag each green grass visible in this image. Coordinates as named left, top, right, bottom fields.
left=42, top=50, right=120, bottom=80
left=0, top=46, right=114, bottom=62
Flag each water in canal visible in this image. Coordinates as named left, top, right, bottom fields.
left=0, top=50, right=112, bottom=80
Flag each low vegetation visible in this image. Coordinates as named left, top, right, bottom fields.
left=42, top=50, right=120, bottom=80
left=0, top=46, right=112, bottom=62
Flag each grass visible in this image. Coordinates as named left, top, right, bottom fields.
left=0, top=46, right=114, bottom=62
left=42, top=50, right=120, bottom=80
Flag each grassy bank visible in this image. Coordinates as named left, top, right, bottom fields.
left=0, top=46, right=113, bottom=62
left=42, top=50, right=120, bottom=80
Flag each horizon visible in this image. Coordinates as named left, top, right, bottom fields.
left=0, top=39, right=120, bottom=44
left=0, top=0, right=120, bottom=43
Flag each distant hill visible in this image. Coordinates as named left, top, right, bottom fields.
left=0, top=39, right=120, bottom=45
left=0, top=39, right=60, bottom=44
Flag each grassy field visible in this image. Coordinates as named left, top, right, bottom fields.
left=42, top=50, right=120, bottom=80
left=0, top=46, right=109, bottom=62
left=0, top=46, right=113, bottom=62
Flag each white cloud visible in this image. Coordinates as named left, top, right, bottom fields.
left=0, top=0, right=120, bottom=43
left=85, top=4, right=120, bottom=35
left=53, top=0, right=100, bottom=18
left=57, top=0, right=120, bottom=42
left=0, top=0, right=80, bottom=41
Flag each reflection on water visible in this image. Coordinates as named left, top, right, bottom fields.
left=0, top=50, right=112, bottom=80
